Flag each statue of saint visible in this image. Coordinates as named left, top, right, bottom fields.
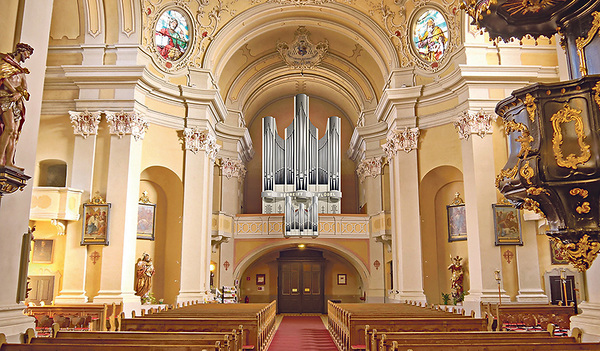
left=448, top=255, right=464, bottom=303
left=0, top=43, right=33, bottom=170
left=134, top=253, right=155, bottom=302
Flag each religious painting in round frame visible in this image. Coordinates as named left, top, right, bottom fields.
left=154, top=9, right=191, bottom=64
left=412, top=9, right=449, bottom=68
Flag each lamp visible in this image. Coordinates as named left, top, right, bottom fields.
left=494, top=270, right=501, bottom=305
left=560, top=269, right=568, bottom=306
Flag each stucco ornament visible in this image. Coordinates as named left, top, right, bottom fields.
left=105, top=111, right=148, bottom=141
left=356, top=156, right=384, bottom=183
left=221, top=157, right=246, bottom=180
left=69, top=110, right=101, bottom=138
left=277, top=26, right=328, bottom=72
left=454, top=109, right=496, bottom=140
left=382, top=127, right=420, bottom=158
left=183, top=127, right=220, bottom=160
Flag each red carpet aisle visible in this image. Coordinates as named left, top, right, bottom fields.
left=267, top=316, right=338, bottom=351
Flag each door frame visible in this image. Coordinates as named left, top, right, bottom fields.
left=277, top=249, right=326, bottom=314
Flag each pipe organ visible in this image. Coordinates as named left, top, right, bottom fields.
left=262, top=94, right=341, bottom=237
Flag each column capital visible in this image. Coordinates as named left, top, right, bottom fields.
left=69, top=110, right=101, bottom=138
left=382, top=126, right=420, bottom=158
left=454, top=109, right=496, bottom=140
left=220, top=157, right=246, bottom=181
left=183, top=127, right=220, bottom=160
left=105, top=111, right=148, bottom=141
left=356, top=156, right=384, bottom=183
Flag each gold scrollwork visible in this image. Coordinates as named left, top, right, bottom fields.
left=524, top=94, right=537, bottom=122
left=520, top=162, right=535, bottom=185
left=576, top=202, right=591, bottom=214
left=593, top=82, right=600, bottom=110
left=504, top=120, right=533, bottom=158
left=554, top=235, right=600, bottom=271
left=551, top=104, right=591, bottom=169
left=576, top=12, right=600, bottom=76
left=570, top=188, right=589, bottom=198
left=495, top=165, right=519, bottom=188
left=526, top=187, right=550, bottom=196
left=522, top=198, right=545, bottom=217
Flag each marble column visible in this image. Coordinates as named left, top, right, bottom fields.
left=177, top=128, right=219, bottom=303
left=571, top=258, right=600, bottom=341
left=55, top=111, right=102, bottom=303
left=0, top=0, right=53, bottom=341
left=456, top=110, right=509, bottom=316
left=383, top=127, right=426, bottom=303
left=515, top=212, right=548, bottom=302
left=93, top=111, right=147, bottom=312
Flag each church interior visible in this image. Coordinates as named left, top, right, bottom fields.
left=3, top=0, right=600, bottom=348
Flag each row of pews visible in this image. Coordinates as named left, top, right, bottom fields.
left=328, top=300, right=600, bottom=351
left=0, top=301, right=276, bottom=351
left=26, top=302, right=123, bottom=332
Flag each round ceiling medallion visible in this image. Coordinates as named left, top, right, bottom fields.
left=154, top=9, right=190, bottom=62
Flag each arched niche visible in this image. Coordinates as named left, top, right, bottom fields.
left=38, top=159, right=67, bottom=187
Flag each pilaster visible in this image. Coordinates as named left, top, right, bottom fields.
left=93, top=111, right=147, bottom=311
left=571, top=259, right=600, bottom=341
left=177, top=128, right=220, bottom=303
left=456, top=110, right=509, bottom=315
left=515, top=212, right=548, bottom=302
left=0, top=0, right=53, bottom=341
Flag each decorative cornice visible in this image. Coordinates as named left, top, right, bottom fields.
left=382, top=127, right=420, bottom=158
left=183, top=127, right=220, bottom=160
left=105, top=111, right=148, bottom=141
left=221, top=157, right=246, bottom=180
left=453, top=109, right=496, bottom=140
left=356, top=156, right=384, bottom=183
left=69, top=110, right=101, bottom=138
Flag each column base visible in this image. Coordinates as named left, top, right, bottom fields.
left=463, top=290, right=511, bottom=317
left=516, top=289, right=548, bottom=303
left=93, top=291, right=142, bottom=316
left=390, top=291, right=427, bottom=304
left=366, top=288, right=386, bottom=303
left=54, top=290, right=89, bottom=304
left=176, top=291, right=212, bottom=305
left=570, top=302, right=600, bottom=342
left=0, top=304, right=35, bottom=343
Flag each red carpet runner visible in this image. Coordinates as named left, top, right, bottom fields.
left=267, top=316, right=338, bottom=351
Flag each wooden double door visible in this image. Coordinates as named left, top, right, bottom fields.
left=277, top=250, right=325, bottom=313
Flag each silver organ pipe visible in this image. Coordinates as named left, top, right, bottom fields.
left=261, top=94, right=342, bottom=237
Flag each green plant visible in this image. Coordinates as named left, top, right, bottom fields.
left=453, top=291, right=465, bottom=305
left=441, top=292, right=450, bottom=305
left=141, top=293, right=157, bottom=305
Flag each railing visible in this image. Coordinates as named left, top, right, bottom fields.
left=257, top=300, right=276, bottom=351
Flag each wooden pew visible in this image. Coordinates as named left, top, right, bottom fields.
left=381, top=341, right=600, bottom=351
left=25, top=303, right=122, bottom=331
left=481, top=302, right=576, bottom=330
left=1, top=343, right=222, bottom=351
left=328, top=302, right=487, bottom=351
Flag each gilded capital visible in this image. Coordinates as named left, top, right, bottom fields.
left=69, top=110, right=101, bottom=138
left=183, top=127, right=220, bottom=160
left=454, top=109, right=496, bottom=140
left=382, top=127, right=419, bottom=158
left=105, top=111, right=148, bottom=141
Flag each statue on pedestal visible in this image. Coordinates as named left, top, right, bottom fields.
left=134, top=253, right=155, bottom=303
left=0, top=43, right=33, bottom=170
left=448, top=255, right=464, bottom=304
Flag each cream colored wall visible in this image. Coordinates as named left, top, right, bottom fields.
left=34, top=114, right=75, bottom=186
left=418, top=124, right=463, bottom=180
left=28, top=220, right=67, bottom=303
left=244, top=97, right=358, bottom=214
left=0, top=0, right=20, bottom=52
left=140, top=124, right=184, bottom=180
left=85, top=245, right=103, bottom=300
left=48, top=0, right=84, bottom=46
left=500, top=245, right=519, bottom=301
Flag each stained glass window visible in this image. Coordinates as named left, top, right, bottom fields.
left=412, top=10, right=448, bottom=63
left=155, top=10, right=190, bottom=61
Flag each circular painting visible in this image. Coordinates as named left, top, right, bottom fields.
left=154, top=10, right=190, bottom=62
left=412, top=9, right=449, bottom=64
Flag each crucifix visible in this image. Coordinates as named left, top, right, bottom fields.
left=90, top=251, right=100, bottom=265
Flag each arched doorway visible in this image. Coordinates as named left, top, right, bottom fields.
left=278, top=249, right=325, bottom=314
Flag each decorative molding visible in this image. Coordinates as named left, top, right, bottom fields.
left=276, top=26, right=328, bottom=71
left=105, top=111, right=148, bottom=141
left=139, top=191, right=152, bottom=204
left=183, top=127, right=220, bottom=160
left=221, top=157, right=246, bottom=180
left=454, top=109, right=496, bottom=140
left=382, top=127, right=420, bottom=158
left=69, top=110, right=101, bottom=138
left=356, top=156, right=383, bottom=183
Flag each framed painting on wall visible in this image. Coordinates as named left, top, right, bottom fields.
left=447, top=204, right=467, bottom=242
left=337, top=273, right=347, bottom=285
left=32, top=239, right=54, bottom=263
left=493, top=204, right=523, bottom=245
left=81, top=200, right=110, bottom=245
left=550, top=240, right=569, bottom=265
left=256, top=274, right=265, bottom=285
left=137, top=203, right=156, bottom=240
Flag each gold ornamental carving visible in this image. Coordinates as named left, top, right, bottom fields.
left=553, top=236, right=600, bottom=271
left=520, top=162, right=534, bottom=185
left=522, top=198, right=544, bottom=217
left=550, top=104, right=591, bottom=169
left=576, top=202, right=591, bottom=214
left=570, top=188, right=589, bottom=198
left=576, top=12, right=600, bottom=76
left=526, top=187, right=550, bottom=196
left=524, top=94, right=537, bottom=122
left=496, top=165, right=519, bottom=187
left=593, top=82, right=600, bottom=109
left=504, top=120, right=533, bottom=158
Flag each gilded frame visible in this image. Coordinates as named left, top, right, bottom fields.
left=447, top=204, right=467, bottom=242
left=550, top=239, right=569, bottom=265
left=81, top=203, right=110, bottom=245
left=256, top=273, right=266, bottom=286
left=493, top=204, right=523, bottom=246
left=137, top=203, right=156, bottom=240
